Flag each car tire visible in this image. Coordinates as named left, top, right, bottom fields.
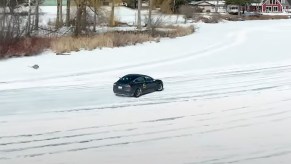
left=134, top=88, right=142, bottom=98
left=156, top=83, right=163, bottom=91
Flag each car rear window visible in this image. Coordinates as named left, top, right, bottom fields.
left=118, top=75, right=139, bottom=83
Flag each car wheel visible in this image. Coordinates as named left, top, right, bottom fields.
left=156, top=83, right=163, bottom=91
left=134, top=88, right=142, bottom=97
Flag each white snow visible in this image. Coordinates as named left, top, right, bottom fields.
left=1, top=7, right=291, bottom=164
left=37, top=6, right=185, bottom=27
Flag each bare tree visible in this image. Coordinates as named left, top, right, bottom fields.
left=173, top=0, right=176, bottom=13
left=216, top=0, right=219, bottom=12
left=74, top=0, right=86, bottom=35
left=56, top=0, right=60, bottom=28
left=66, top=0, right=71, bottom=26
left=60, top=0, right=63, bottom=24
left=110, top=0, right=115, bottom=26
left=56, top=0, right=63, bottom=28
left=146, top=14, right=165, bottom=36
left=87, top=0, right=101, bottom=31
left=27, top=0, right=32, bottom=36
left=147, top=0, right=152, bottom=29
left=34, top=0, right=39, bottom=30
left=82, top=2, right=86, bottom=30
left=0, top=0, right=9, bottom=39
left=1, top=1, right=29, bottom=56
left=93, top=0, right=97, bottom=31
left=75, top=3, right=82, bottom=35
left=137, top=0, right=141, bottom=29
left=72, top=0, right=104, bottom=35
left=0, top=0, right=27, bottom=14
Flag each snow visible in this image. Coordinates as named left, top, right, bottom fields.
left=1, top=6, right=291, bottom=164
left=262, top=12, right=291, bottom=16
left=37, top=6, right=186, bottom=27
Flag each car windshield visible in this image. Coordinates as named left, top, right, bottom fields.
left=118, top=75, right=139, bottom=83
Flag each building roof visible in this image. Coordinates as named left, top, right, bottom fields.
left=189, top=1, right=216, bottom=6
left=189, top=0, right=225, bottom=6
left=250, top=0, right=291, bottom=6
left=261, top=0, right=291, bottom=5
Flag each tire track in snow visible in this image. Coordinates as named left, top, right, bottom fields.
left=1, top=95, right=291, bottom=160
left=188, top=149, right=291, bottom=164
left=1, top=61, right=291, bottom=118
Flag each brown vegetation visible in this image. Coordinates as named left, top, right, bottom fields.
left=160, top=0, right=172, bottom=14
left=0, top=37, right=51, bottom=59
left=51, top=32, right=154, bottom=53
left=0, top=25, right=194, bottom=59
left=156, top=25, right=195, bottom=38
left=51, top=26, right=195, bottom=53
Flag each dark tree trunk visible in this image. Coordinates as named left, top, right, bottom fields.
left=93, top=0, right=97, bottom=32
left=137, top=0, right=141, bottom=29
left=60, top=0, right=63, bottom=24
left=82, top=4, right=86, bottom=31
left=66, top=0, right=71, bottom=26
left=56, top=0, right=60, bottom=28
left=75, top=4, right=82, bottom=36
left=147, top=0, right=152, bottom=29
left=34, top=0, right=39, bottom=30
left=110, top=0, right=115, bottom=26
left=27, top=0, right=32, bottom=36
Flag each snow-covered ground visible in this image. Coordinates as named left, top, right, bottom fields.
left=1, top=12, right=291, bottom=164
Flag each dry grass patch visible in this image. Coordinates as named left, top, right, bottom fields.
left=110, top=32, right=155, bottom=47
left=153, top=25, right=195, bottom=38
left=51, top=36, right=114, bottom=53
left=51, top=32, right=155, bottom=53
left=51, top=26, right=195, bottom=53
left=165, top=25, right=195, bottom=38
left=0, top=26, right=195, bottom=56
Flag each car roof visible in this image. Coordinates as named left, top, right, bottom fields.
left=124, top=74, right=146, bottom=78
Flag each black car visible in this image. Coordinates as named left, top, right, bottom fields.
left=113, top=74, right=163, bottom=97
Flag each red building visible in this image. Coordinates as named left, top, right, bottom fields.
left=262, top=0, right=283, bottom=12
left=249, top=0, right=291, bottom=12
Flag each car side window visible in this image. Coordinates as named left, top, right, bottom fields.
left=134, top=77, right=145, bottom=83
left=145, top=76, right=153, bottom=82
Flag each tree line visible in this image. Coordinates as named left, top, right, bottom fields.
left=0, top=0, right=257, bottom=40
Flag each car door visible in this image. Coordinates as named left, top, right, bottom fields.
left=144, top=76, right=156, bottom=92
left=133, top=77, right=147, bottom=91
